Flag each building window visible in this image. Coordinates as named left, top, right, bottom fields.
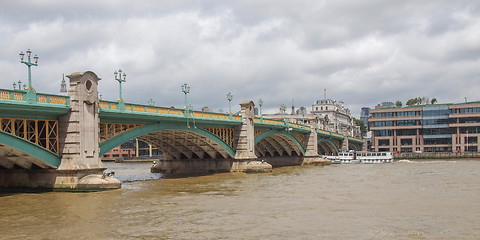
left=424, top=138, right=452, bottom=145
left=397, top=111, right=416, bottom=117
left=373, top=121, right=394, bottom=127
left=465, top=136, right=478, bottom=144
left=401, top=139, right=413, bottom=145
left=401, top=148, right=412, bottom=153
left=397, top=129, right=417, bottom=136
left=459, top=108, right=480, bottom=113
left=378, top=139, right=390, bottom=146
left=374, top=130, right=393, bottom=136
left=397, top=120, right=417, bottom=126
left=373, top=112, right=393, bottom=118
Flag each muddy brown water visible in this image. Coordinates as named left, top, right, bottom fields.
left=1, top=160, right=479, bottom=239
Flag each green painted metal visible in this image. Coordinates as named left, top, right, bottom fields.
left=0, top=95, right=71, bottom=119
left=19, top=49, right=39, bottom=103
left=99, top=122, right=236, bottom=157
left=317, top=130, right=345, bottom=140
left=254, top=129, right=306, bottom=155
left=99, top=108, right=242, bottom=128
left=0, top=131, right=61, bottom=168
left=318, top=138, right=340, bottom=153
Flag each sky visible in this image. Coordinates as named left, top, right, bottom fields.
left=1, top=0, right=480, bottom=117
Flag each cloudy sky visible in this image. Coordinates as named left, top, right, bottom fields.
left=1, top=0, right=480, bottom=117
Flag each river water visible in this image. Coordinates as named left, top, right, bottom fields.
left=1, top=160, right=479, bottom=239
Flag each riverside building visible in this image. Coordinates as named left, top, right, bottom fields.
left=369, top=101, right=480, bottom=153
left=262, top=98, right=360, bottom=138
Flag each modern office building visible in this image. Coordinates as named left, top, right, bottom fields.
left=360, top=107, right=370, bottom=129
left=369, top=101, right=480, bottom=153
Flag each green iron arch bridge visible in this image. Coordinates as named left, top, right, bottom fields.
left=0, top=71, right=363, bottom=190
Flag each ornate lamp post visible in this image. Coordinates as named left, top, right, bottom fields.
left=281, top=104, right=286, bottom=122
left=19, top=49, right=38, bottom=102
left=302, top=107, right=306, bottom=128
left=227, top=92, right=233, bottom=119
left=13, top=82, right=17, bottom=90
left=258, top=99, right=263, bottom=121
left=114, top=69, right=127, bottom=110
left=181, top=83, right=191, bottom=119
left=148, top=98, right=155, bottom=106
left=181, top=83, right=190, bottom=109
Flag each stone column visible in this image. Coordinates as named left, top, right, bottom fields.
left=234, top=101, right=257, bottom=160
left=232, top=101, right=271, bottom=172
left=302, top=122, right=330, bottom=166
left=57, top=71, right=120, bottom=190
left=341, top=135, right=349, bottom=152
left=304, top=124, right=319, bottom=158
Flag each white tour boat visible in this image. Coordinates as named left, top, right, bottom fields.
left=325, top=151, right=393, bottom=164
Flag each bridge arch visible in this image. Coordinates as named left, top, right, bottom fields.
left=349, top=144, right=360, bottom=151
left=254, top=130, right=306, bottom=157
left=318, top=138, right=339, bottom=155
left=99, top=123, right=236, bottom=159
left=0, top=131, right=61, bottom=169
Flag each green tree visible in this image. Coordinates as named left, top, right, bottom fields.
left=354, top=118, right=367, bottom=138
left=431, top=98, right=437, bottom=104
left=395, top=100, right=402, bottom=107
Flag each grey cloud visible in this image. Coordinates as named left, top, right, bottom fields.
left=1, top=0, right=480, bottom=117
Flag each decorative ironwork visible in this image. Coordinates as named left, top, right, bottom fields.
left=99, top=122, right=144, bottom=143
left=201, top=127, right=234, bottom=147
left=292, top=133, right=306, bottom=148
left=0, top=117, right=59, bottom=153
left=255, top=129, right=267, bottom=138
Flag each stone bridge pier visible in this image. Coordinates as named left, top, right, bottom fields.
left=0, top=71, right=120, bottom=191
left=56, top=72, right=120, bottom=190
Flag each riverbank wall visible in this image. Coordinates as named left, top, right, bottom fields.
left=395, top=152, right=480, bottom=160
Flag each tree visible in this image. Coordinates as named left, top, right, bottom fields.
left=353, top=118, right=367, bottom=138
left=395, top=100, right=402, bottom=107
left=431, top=98, right=437, bottom=104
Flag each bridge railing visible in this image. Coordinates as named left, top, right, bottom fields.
left=99, top=100, right=242, bottom=121
left=0, top=89, right=70, bottom=106
left=253, top=117, right=311, bottom=130
left=348, top=137, right=364, bottom=144
left=317, top=129, right=345, bottom=139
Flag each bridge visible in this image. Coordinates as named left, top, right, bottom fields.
left=0, top=71, right=363, bottom=191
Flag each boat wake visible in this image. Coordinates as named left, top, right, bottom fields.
left=397, top=159, right=417, bottom=163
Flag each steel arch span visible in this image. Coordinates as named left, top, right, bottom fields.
left=0, top=131, right=61, bottom=169
left=99, top=123, right=236, bottom=159
left=317, top=138, right=339, bottom=155
left=254, top=130, right=306, bottom=157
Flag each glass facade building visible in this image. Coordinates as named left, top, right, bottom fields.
left=369, top=102, right=480, bottom=153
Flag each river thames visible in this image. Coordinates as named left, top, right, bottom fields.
left=1, top=160, right=479, bottom=239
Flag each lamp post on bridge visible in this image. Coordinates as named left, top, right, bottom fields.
left=114, top=69, right=127, bottom=110
left=19, top=49, right=38, bottom=102
left=181, top=83, right=190, bottom=118
left=280, top=104, right=286, bottom=122
left=302, top=107, right=306, bottom=128
left=181, top=83, right=190, bottom=108
left=148, top=98, right=155, bottom=106
left=258, top=99, right=263, bottom=121
left=227, top=92, right=233, bottom=119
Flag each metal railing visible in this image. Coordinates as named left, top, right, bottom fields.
left=0, top=89, right=69, bottom=105
left=99, top=100, right=242, bottom=121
